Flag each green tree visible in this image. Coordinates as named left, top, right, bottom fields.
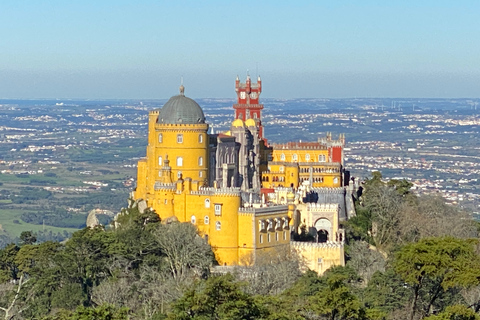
left=168, top=274, right=265, bottom=320
left=309, top=267, right=365, bottom=320
left=19, top=231, right=37, bottom=246
left=423, top=305, right=480, bottom=320
left=394, top=237, right=480, bottom=320
left=42, top=304, right=129, bottom=320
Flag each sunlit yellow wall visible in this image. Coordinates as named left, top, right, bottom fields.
left=292, top=242, right=345, bottom=275
left=153, top=123, right=209, bottom=183
left=237, top=213, right=255, bottom=265
left=254, top=210, right=290, bottom=253
left=262, top=161, right=342, bottom=188
left=272, top=149, right=329, bottom=163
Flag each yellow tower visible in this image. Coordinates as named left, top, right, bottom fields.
left=135, top=85, right=209, bottom=216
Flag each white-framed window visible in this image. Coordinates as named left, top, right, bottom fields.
left=268, top=219, right=273, bottom=230
left=305, top=154, right=310, bottom=161
left=319, top=154, right=326, bottom=162
left=158, top=156, right=163, bottom=166
left=198, top=156, right=203, bottom=166
left=279, top=166, right=284, bottom=172
left=334, top=177, right=339, bottom=184
left=176, top=157, right=183, bottom=167
left=164, top=199, right=168, bottom=205
left=280, top=153, right=285, bottom=161
left=259, top=234, right=263, bottom=243
left=205, top=198, right=211, bottom=208
left=215, top=221, right=221, bottom=231
left=292, top=154, right=298, bottom=162
left=198, top=134, right=203, bottom=143
left=177, top=171, right=182, bottom=178
left=268, top=233, right=271, bottom=242
left=214, top=204, right=222, bottom=216
left=199, top=171, right=203, bottom=178
left=158, top=133, right=163, bottom=143
left=191, top=215, right=196, bottom=224
left=276, top=232, right=279, bottom=242
left=177, top=134, right=183, bottom=143
left=283, top=231, right=287, bottom=240
left=204, top=216, right=209, bottom=225
left=283, top=217, right=289, bottom=229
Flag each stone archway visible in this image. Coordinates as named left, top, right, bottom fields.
left=314, top=218, right=332, bottom=243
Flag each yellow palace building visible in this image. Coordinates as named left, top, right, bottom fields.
left=134, top=78, right=354, bottom=272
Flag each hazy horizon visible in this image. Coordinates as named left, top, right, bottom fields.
left=1, top=1, right=479, bottom=99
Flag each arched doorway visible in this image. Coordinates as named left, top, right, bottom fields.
left=317, top=230, right=328, bottom=243
left=314, top=218, right=332, bottom=243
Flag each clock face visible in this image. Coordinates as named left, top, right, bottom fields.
left=240, top=92, right=246, bottom=99
left=250, top=92, right=257, bottom=99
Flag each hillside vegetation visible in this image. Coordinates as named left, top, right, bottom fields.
left=1, top=175, right=480, bottom=320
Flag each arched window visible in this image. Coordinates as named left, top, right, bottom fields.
left=198, top=156, right=203, bottom=166
left=253, top=113, right=258, bottom=119
left=176, top=157, right=183, bottom=167
left=191, top=215, right=196, bottom=224
left=177, top=134, right=183, bottom=143
left=204, top=216, right=209, bottom=225
left=205, top=198, right=210, bottom=208
left=158, top=156, right=162, bottom=166
left=158, top=133, right=163, bottom=143
left=280, top=153, right=285, bottom=161
left=305, top=154, right=310, bottom=161
left=334, top=177, right=339, bottom=184
left=198, top=134, right=203, bottom=143
left=292, top=154, right=298, bottom=162
left=215, top=221, right=221, bottom=231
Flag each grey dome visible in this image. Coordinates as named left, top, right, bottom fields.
left=157, top=89, right=205, bottom=124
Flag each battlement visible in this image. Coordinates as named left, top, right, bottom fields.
left=311, top=187, right=346, bottom=194
left=154, top=123, right=208, bottom=131
left=233, top=104, right=264, bottom=109
left=154, top=182, right=176, bottom=191
left=306, top=203, right=339, bottom=212
left=238, top=205, right=288, bottom=215
left=190, top=186, right=241, bottom=197
left=273, top=142, right=328, bottom=150
left=291, top=240, right=344, bottom=249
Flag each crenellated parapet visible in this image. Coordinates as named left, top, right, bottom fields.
left=272, top=142, right=328, bottom=150
left=238, top=205, right=289, bottom=215
left=311, top=187, right=346, bottom=194
left=154, top=123, right=209, bottom=132
left=154, top=182, right=176, bottom=191
left=306, top=203, right=339, bottom=212
left=291, top=240, right=344, bottom=249
left=190, top=186, right=241, bottom=197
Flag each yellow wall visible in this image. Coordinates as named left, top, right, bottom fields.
left=292, top=242, right=345, bottom=275
left=272, top=148, right=329, bottom=163
left=153, top=123, right=209, bottom=182
left=262, top=162, right=341, bottom=188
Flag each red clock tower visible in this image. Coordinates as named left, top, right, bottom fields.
left=234, top=74, right=265, bottom=139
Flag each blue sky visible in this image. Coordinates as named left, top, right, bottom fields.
left=1, top=1, right=479, bottom=99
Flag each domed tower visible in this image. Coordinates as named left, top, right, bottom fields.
left=136, top=86, right=209, bottom=200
